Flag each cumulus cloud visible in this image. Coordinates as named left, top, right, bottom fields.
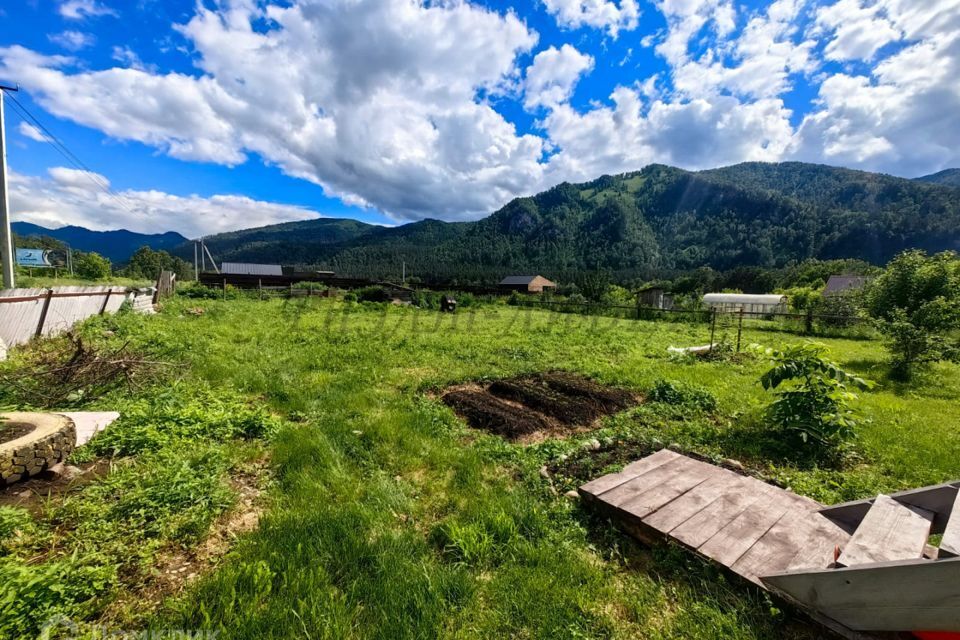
left=523, top=45, right=594, bottom=110
left=9, top=168, right=319, bottom=238
left=18, top=122, right=47, bottom=142
left=542, top=0, right=640, bottom=37
left=792, top=0, right=960, bottom=175
left=58, top=0, right=117, bottom=20
left=541, top=89, right=793, bottom=182
left=2, top=0, right=542, bottom=222
left=47, top=30, right=96, bottom=51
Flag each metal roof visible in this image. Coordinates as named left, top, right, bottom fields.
left=702, top=293, right=786, bottom=305
left=221, top=262, right=283, bottom=276
left=823, top=275, right=872, bottom=295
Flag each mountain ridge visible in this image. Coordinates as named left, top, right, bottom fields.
left=11, top=222, right=189, bottom=263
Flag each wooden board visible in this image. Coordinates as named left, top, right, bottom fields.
left=698, top=488, right=792, bottom=567
left=579, top=449, right=680, bottom=498
left=762, top=557, right=960, bottom=632
left=820, top=482, right=960, bottom=534
left=837, top=495, right=934, bottom=567
left=642, top=468, right=739, bottom=534
left=937, top=490, right=960, bottom=558
left=670, top=477, right=772, bottom=549
left=598, top=455, right=696, bottom=509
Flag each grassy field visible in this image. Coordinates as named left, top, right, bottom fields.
left=2, top=296, right=959, bottom=639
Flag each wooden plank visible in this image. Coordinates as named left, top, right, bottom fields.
left=820, top=482, right=959, bottom=534
left=597, top=454, right=694, bottom=508
left=783, top=514, right=852, bottom=572
left=698, top=487, right=791, bottom=566
left=837, top=495, right=933, bottom=567
left=617, top=457, right=718, bottom=519
left=762, top=557, right=960, bottom=632
left=938, top=490, right=960, bottom=558
left=578, top=449, right=681, bottom=498
left=670, top=477, right=771, bottom=549
left=642, top=467, right=741, bottom=534
left=730, top=507, right=822, bottom=584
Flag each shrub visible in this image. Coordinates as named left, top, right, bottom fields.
left=72, top=251, right=112, bottom=280
left=758, top=343, right=873, bottom=449
left=865, top=250, right=960, bottom=380
left=647, top=380, right=718, bottom=412
left=356, top=286, right=391, bottom=303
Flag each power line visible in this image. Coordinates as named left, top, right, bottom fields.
left=4, top=92, right=136, bottom=213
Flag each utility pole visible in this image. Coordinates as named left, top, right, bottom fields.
left=194, top=240, right=199, bottom=281
left=0, top=82, right=18, bottom=289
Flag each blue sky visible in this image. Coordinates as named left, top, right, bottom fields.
left=1, top=0, right=958, bottom=238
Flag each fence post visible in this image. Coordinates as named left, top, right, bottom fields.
left=709, top=309, right=717, bottom=351
left=98, top=289, right=113, bottom=315
left=805, top=308, right=814, bottom=335
left=736, top=309, right=744, bottom=353
left=222, top=278, right=227, bottom=300
left=258, top=279, right=263, bottom=301
left=35, top=288, right=54, bottom=337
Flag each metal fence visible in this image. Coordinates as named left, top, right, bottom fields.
left=0, top=286, right=155, bottom=359
left=512, top=299, right=873, bottom=340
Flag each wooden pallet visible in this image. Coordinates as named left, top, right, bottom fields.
left=580, top=450, right=960, bottom=637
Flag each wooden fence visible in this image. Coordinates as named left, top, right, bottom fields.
left=0, top=286, right=156, bottom=360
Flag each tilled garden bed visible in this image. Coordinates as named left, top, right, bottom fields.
left=441, top=372, right=638, bottom=442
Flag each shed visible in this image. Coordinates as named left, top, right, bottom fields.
left=823, top=275, right=872, bottom=297
left=499, top=275, right=557, bottom=293
left=702, top=293, right=787, bottom=314
left=221, top=263, right=283, bottom=276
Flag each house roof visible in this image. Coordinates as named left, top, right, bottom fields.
left=823, top=275, right=872, bottom=296
left=499, top=275, right=554, bottom=286
left=221, top=262, right=283, bottom=276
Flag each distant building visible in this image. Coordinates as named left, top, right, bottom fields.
left=823, top=275, right=872, bottom=297
left=221, top=262, right=284, bottom=276
left=636, top=285, right=674, bottom=310
left=499, top=275, right=557, bottom=293
left=702, top=293, right=788, bottom=314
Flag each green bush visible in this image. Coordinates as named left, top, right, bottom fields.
left=0, top=507, right=33, bottom=544
left=647, top=380, right=718, bottom=412
left=758, top=343, right=873, bottom=450
left=865, top=250, right=960, bottom=380
left=356, top=286, right=391, bottom=303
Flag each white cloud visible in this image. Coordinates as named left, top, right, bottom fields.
left=2, top=0, right=542, bottom=222
left=58, top=0, right=117, bottom=20
left=18, top=122, right=47, bottom=142
left=10, top=168, right=319, bottom=238
left=814, top=0, right=901, bottom=61
left=541, top=88, right=793, bottom=182
left=47, top=30, right=96, bottom=51
left=671, top=0, right=816, bottom=99
left=791, top=0, right=960, bottom=175
left=523, top=45, right=594, bottom=110
left=111, top=46, right=153, bottom=72
left=542, top=0, right=640, bottom=37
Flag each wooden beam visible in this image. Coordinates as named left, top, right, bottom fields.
left=819, top=482, right=960, bottom=534
left=761, top=557, right=960, bottom=632
left=836, top=495, right=933, bottom=567
left=939, top=491, right=960, bottom=558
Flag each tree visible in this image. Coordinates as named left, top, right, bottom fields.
left=864, top=250, right=960, bottom=380
left=72, top=251, right=112, bottom=280
left=123, top=247, right=192, bottom=280
left=759, top=343, right=873, bottom=452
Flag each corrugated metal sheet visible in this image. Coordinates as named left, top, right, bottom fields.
left=221, top=262, right=283, bottom=276
left=499, top=275, right=539, bottom=285
left=0, top=286, right=155, bottom=359
left=824, top=275, right=872, bottom=296
left=703, top=293, right=786, bottom=305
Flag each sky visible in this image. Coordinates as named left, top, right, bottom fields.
left=2, top=0, right=959, bottom=239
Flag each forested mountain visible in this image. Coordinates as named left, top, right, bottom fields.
left=916, top=169, right=960, bottom=188
left=11, top=222, right=188, bottom=263
left=178, top=162, right=960, bottom=283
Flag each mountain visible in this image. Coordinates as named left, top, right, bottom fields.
left=11, top=222, right=189, bottom=263
left=180, top=162, right=960, bottom=283
left=916, top=168, right=960, bottom=188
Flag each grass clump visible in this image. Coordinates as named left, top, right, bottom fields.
left=647, top=379, right=718, bottom=412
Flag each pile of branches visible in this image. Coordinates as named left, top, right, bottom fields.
left=0, top=333, right=174, bottom=408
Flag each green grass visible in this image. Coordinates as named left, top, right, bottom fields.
left=4, top=297, right=960, bottom=638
